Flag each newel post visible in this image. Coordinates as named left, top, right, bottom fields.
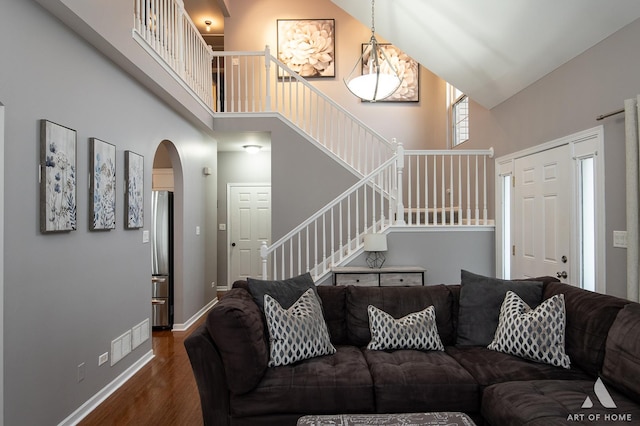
left=395, top=139, right=406, bottom=225
left=260, top=241, right=269, bottom=279
left=264, top=45, right=272, bottom=112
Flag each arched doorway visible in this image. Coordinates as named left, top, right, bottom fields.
left=151, top=140, right=184, bottom=330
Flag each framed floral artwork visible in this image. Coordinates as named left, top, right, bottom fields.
left=277, top=19, right=335, bottom=78
left=89, top=138, right=116, bottom=231
left=361, top=43, right=420, bottom=102
left=40, top=119, right=77, bottom=233
left=125, top=150, right=144, bottom=229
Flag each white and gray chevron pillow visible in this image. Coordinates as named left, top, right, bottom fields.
left=367, top=305, right=445, bottom=351
left=264, top=288, right=335, bottom=367
left=488, top=291, right=571, bottom=369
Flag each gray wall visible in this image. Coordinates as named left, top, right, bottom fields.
left=466, top=18, right=640, bottom=299
left=329, top=229, right=495, bottom=286
left=1, top=0, right=216, bottom=424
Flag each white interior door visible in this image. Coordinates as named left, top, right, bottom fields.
left=228, top=184, right=271, bottom=283
left=513, top=145, right=572, bottom=282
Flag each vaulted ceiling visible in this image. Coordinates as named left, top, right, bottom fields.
left=331, top=0, right=640, bottom=108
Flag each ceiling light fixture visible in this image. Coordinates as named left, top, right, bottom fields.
left=243, top=145, right=262, bottom=154
left=344, top=0, right=402, bottom=102
left=204, top=20, right=212, bottom=32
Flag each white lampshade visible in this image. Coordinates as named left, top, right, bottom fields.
left=364, top=233, right=388, bottom=252
left=346, top=72, right=401, bottom=102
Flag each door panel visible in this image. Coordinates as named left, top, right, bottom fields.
left=513, top=145, right=571, bottom=283
left=229, top=185, right=271, bottom=283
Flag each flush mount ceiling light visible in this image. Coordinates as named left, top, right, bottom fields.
left=243, top=145, right=262, bottom=154
left=204, top=20, right=212, bottom=32
left=344, top=0, right=402, bottom=102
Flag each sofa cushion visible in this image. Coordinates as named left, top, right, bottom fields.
left=247, top=272, right=321, bottom=313
left=482, top=380, right=640, bottom=425
left=602, top=303, right=640, bottom=403
left=230, top=345, right=375, bottom=417
left=456, top=270, right=543, bottom=346
left=346, top=285, right=455, bottom=347
left=317, top=285, right=348, bottom=345
left=446, top=346, right=590, bottom=387
left=206, top=288, right=269, bottom=395
left=363, top=349, right=480, bottom=413
left=367, top=305, right=444, bottom=351
left=543, top=281, right=629, bottom=376
left=264, top=289, right=335, bottom=367
left=488, top=291, right=570, bottom=368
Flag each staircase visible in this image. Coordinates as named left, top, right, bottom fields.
left=133, top=0, right=494, bottom=283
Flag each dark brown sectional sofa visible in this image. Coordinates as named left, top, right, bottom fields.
left=185, top=277, right=640, bottom=425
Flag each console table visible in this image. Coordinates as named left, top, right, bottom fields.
left=332, top=266, right=425, bottom=287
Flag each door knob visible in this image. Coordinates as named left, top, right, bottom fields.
left=231, top=242, right=236, bottom=247
left=556, top=271, right=568, bottom=279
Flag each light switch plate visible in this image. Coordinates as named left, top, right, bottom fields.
left=142, top=230, right=150, bottom=243
left=613, top=230, right=627, bottom=248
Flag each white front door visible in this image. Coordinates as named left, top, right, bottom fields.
left=513, top=145, right=572, bottom=283
left=228, top=184, right=271, bottom=283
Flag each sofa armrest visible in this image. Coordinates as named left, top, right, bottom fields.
left=184, top=323, right=230, bottom=426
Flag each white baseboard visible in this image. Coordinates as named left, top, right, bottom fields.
left=171, top=297, right=218, bottom=332
left=58, top=350, right=155, bottom=426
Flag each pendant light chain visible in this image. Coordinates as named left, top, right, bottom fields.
left=371, top=0, right=376, bottom=34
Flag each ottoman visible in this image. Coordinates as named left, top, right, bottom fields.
left=297, top=412, right=476, bottom=425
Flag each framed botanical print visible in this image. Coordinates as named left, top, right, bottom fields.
left=89, top=138, right=116, bottom=231
left=125, top=150, right=144, bottom=229
left=361, top=43, right=420, bottom=102
left=40, top=119, right=77, bottom=233
left=277, top=19, right=335, bottom=78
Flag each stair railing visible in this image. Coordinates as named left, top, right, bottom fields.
left=213, top=48, right=396, bottom=176
left=261, top=154, right=399, bottom=281
left=259, top=146, right=495, bottom=281
left=399, top=148, right=495, bottom=226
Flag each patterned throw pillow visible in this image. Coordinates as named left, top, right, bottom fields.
left=367, top=305, right=445, bottom=351
left=264, top=288, right=336, bottom=367
left=488, top=291, right=571, bottom=369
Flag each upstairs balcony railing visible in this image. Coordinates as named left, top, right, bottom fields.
left=133, top=0, right=214, bottom=108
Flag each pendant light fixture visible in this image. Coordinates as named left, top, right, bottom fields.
left=344, top=0, right=402, bottom=102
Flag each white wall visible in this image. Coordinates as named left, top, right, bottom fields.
left=0, top=0, right=215, bottom=423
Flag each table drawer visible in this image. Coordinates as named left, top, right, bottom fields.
left=335, top=273, right=378, bottom=286
left=379, top=272, right=423, bottom=286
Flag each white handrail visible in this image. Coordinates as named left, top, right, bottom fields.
left=212, top=49, right=396, bottom=176
left=261, top=155, right=399, bottom=281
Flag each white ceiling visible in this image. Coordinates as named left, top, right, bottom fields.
left=331, top=0, right=640, bottom=109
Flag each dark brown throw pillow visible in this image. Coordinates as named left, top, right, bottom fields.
left=456, top=270, right=542, bottom=346
left=247, top=272, right=322, bottom=313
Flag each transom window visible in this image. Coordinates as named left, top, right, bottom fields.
left=448, top=84, right=469, bottom=147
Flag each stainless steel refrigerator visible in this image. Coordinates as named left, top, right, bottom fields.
left=151, top=190, right=173, bottom=329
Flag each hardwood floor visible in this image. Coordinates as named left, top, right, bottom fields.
left=79, top=316, right=208, bottom=425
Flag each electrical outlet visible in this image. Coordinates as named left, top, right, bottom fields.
left=98, top=352, right=109, bottom=366
left=77, top=362, right=86, bottom=382
left=211, top=281, right=215, bottom=288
